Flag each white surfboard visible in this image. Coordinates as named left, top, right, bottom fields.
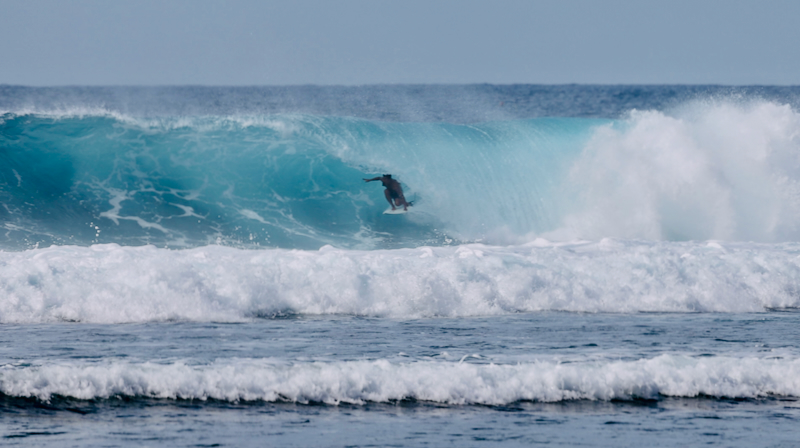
left=383, top=208, right=408, bottom=215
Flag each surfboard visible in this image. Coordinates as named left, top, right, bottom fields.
left=383, top=208, right=408, bottom=215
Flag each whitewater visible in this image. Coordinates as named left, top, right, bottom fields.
left=2, top=85, right=800, bottom=446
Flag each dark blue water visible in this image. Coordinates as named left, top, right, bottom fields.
left=2, top=313, right=800, bottom=446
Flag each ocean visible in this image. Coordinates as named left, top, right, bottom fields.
left=2, top=84, right=800, bottom=446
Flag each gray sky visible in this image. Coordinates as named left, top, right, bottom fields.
left=2, top=0, right=800, bottom=86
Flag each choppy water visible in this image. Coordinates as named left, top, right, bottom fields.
left=3, top=313, right=800, bottom=446
left=3, top=85, right=800, bottom=446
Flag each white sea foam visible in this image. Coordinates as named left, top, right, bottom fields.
left=559, top=100, right=800, bottom=242
left=2, top=355, right=799, bottom=404
left=1, top=241, right=798, bottom=323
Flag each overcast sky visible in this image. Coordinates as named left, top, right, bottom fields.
left=2, top=0, right=799, bottom=86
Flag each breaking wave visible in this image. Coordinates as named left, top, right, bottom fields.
left=3, top=355, right=799, bottom=404
left=3, top=98, right=800, bottom=250
left=1, top=240, right=799, bottom=324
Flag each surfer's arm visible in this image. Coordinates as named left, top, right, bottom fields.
left=363, top=177, right=381, bottom=182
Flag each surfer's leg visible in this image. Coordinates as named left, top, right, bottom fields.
left=384, top=190, right=396, bottom=209
left=396, top=194, right=409, bottom=210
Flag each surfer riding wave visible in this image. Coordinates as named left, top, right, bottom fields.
left=363, top=174, right=412, bottom=211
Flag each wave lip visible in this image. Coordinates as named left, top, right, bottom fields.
left=2, top=355, right=799, bottom=405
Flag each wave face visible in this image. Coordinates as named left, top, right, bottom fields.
left=0, top=111, right=597, bottom=249
left=3, top=355, right=799, bottom=404
left=4, top=98, right=800, bottom=250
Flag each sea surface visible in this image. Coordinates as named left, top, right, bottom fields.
left=2, top=84, right=800, bottom=446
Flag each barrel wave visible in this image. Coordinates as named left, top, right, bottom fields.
left=1, top=112, right=599, bottom=250
left=4, top=98, right=800, bottom=251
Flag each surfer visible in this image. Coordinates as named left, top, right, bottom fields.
left=363, top=174, right=411, bottom=211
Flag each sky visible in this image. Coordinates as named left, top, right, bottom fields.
left=2, top=0, right=800, bottom=86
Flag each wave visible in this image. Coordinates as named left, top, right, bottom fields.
left=3, top=98, right=800, bottom=250
left=0, top=111, right=595, bottom=250
left=3, top=355, right=799, bottom=404
left=1, top=241, right=798, bottom=323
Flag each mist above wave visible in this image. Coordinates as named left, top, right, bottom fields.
left=8, top=84, right=799, bottom=123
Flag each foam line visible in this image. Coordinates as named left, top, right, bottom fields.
left=1, top=241, right=798, bottom=323
left=2, top=355, right=799, bottom=404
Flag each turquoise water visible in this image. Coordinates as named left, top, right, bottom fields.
left=1, top=113, right=598, bottom=249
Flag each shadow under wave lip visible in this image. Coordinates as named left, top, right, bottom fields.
left=246, top=309, right=301, bottom=320
left=764, top=306, right=800, bottom=313
left=2, top=392, right=798, bottom=415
